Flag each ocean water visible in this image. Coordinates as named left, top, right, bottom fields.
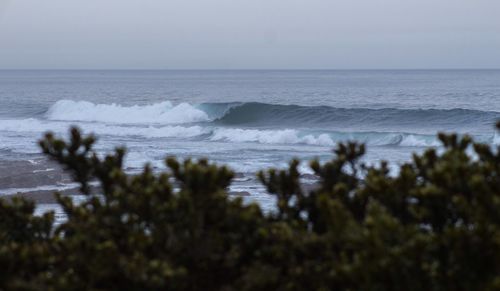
left=1, top=70, right=500, bottom=209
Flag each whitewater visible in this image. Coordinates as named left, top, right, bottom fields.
left=1, top=70, right=500, bottom=212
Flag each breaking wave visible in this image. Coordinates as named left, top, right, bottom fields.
left=210, top=128, right=336, bottom=146
left=46, top=100, right=210, bottom=124
left=0, top=119, right=444, bottom=147
left=44, top=100, right=500, bottom=132
left=208, top=128, right=442, bottom=147
left=1, top=100, right=496, bottom=149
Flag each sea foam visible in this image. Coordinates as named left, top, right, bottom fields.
left=210, top=128, right=335, bottom=146
left=46, top=100, right=210, bottom=124
left=399, top=134, right=441, bottom=147
left=0, top=118, right=207, bottom=138
left=0, top=118, right=444, bottom=147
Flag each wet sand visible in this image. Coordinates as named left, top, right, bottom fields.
left=0, top=158, right=76, bottom=202
left=0, top=158, right=255, bottom=204
left=0, top=159, right=67, bottom=188
left=0, top=158, right=319, bottom=209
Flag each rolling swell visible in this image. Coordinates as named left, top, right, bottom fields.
left=212, top=102, right=500, bottom=132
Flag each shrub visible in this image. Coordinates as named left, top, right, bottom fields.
left=1, top=125, right=500, bottom=290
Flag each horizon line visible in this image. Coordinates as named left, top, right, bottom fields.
left=1, top=68, right=499, bottom=71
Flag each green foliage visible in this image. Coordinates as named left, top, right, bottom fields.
left=1, top=125, right=500, bottom=290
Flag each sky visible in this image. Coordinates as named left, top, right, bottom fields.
left=0, top=0, right=499, bottom=69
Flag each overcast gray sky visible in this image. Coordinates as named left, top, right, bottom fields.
left=0, top=0, right=499, bottom=69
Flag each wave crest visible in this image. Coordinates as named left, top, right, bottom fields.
left=46, top=100, right=210, bottom=124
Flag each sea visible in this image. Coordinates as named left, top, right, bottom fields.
left=1, top=69, right=500, bottom=214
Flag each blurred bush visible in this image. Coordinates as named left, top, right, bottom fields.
left=1, top=124, right=500, bottom=290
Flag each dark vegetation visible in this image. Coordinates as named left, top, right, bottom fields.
left=1, top=124, right=500, bottom=290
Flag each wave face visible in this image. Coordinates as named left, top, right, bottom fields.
left=46, top=100, right=210, bottom=124
left=212, top=102, right=500, bottom=132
